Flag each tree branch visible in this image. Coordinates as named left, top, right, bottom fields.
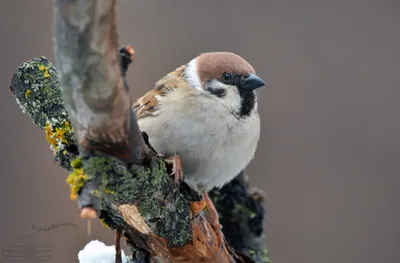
left=8, top=0, right=271, bottom=262
left=53, top=0, right=149, bottom=163
left=210, top=173, right=271, bottom=262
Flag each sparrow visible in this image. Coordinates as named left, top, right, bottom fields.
left=133, top=52, right=265, bottom=247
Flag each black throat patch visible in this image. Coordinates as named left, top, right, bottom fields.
left=237, top=89, right=256, bottom=118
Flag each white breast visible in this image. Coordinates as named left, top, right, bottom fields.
left=138, top=88, right=261, bottom=192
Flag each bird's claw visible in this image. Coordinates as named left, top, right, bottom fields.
left=208, top=213, right=225, bottom=252
left=214, top=224, right=225, bottom=253
left=203, top=192, right=226, bottom=251
left=163, top=154, right=183, bottom=184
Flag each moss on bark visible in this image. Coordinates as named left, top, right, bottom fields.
left=79, top=156, right=192, bottom=247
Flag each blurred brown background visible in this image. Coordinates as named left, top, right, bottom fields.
left=1, top=1, right=399, bottom=262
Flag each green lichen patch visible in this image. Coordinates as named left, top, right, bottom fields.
left=75, top=156, right=192, bottom=247
left=246, top=245, right=271, bottom=263
left=129, top=160, right=191, bottom=247
left=9, top=57, right=78, bottom=170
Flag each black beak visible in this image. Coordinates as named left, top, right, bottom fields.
left=242, top=74, right=265, bottom=91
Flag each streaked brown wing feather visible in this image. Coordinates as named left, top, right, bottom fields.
left=133, top=65, right=189, bottom=119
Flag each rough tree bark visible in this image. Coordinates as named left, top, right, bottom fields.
left=8, top=0, right=271, bottom=262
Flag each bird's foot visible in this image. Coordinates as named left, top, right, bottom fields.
left=162, top=154, right=183, bottom=184
left=203, top=192, right=225, bottom=252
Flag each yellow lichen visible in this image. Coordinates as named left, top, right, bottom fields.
left=103, top=188, right=115, bottom=195
left=66, top=158, right=88, bottom=201
left=39, top=64, right=50, bottom=78
left=100, top=218, right=111, bottom=229
left=70, top=157, right=82, bottom=169
left=92, top=189, right=101, bottom=198
left=44, top=122, right=56, bottom=148
left=44, top=121, right=72, bottom=152
left=25, top=89, right=32, bottom=98
left=64, top=121, right=72, bottom=131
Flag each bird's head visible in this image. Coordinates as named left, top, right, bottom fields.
left=184, top=52, right=265, bottom=117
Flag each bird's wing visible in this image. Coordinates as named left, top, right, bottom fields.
left=133, top=65, right=190, bottom=119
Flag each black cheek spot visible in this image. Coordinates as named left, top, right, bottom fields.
left=211, top=88, right=227, bottom=98
left=205, top=81, right=226, bottom=98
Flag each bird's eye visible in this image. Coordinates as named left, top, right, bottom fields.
left=222, top=72, right=232, bottom=81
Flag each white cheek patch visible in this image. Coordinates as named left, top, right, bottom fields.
left=224, top=86, right=242, bottom=110
left=208, top=79, right=242, bottom=111
left=185, top=59, right=204, bottom=91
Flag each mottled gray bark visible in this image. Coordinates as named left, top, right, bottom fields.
left=53, top=0, right=149, bottom=163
